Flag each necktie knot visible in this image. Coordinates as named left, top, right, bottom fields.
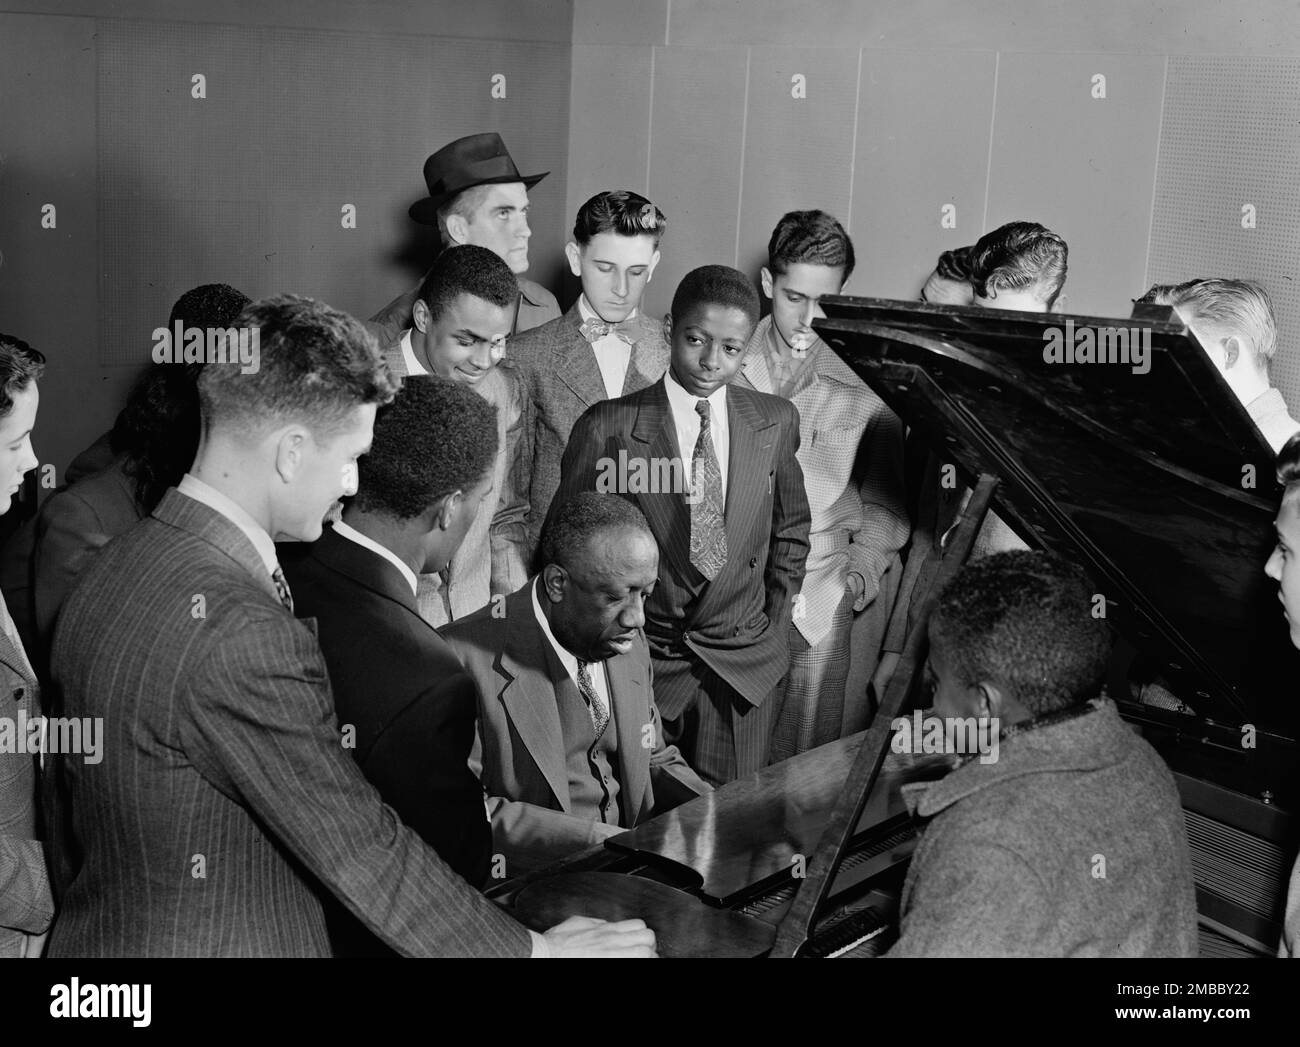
left=271, top=565, right=294, bottom=613
left=695, top=398, right=711, bottom=425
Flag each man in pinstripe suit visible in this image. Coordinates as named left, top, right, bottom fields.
left=46, top=296, right=654, bottom=958
left=553, top=266, right=811, bottom=787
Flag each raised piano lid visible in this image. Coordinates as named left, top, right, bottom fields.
left=814, top=295, right=1300, bottom=739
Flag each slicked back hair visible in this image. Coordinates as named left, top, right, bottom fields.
left=351, top=376, right=498, bottom=520
left=541, top=492, right=654, bottom=573
left=969, top=221, right=1068, bottom=308
left=1278, top=431, right=1300, bottom=488
left=670, top=265, right=761, bottom=329
left=0, top=333, right=46, bottom=418
left=1163, top=278, right=1278, bottom=370
left=197, top=294, right=397, bottom=441
left=573, top=190, right=667, bottom=249
left=416, top=244, right=519, bottom=324
left=929, top=550, right=1111, bottom=717
left=768, top=209, right=855, bottom=282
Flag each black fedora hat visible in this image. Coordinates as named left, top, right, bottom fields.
left=409, top=132, right=548, bottom=225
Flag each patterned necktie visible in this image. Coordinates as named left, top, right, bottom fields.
left=576, top=661, right=610, bottom=738
left=271, top=565, right=294, bottom=613
left=579, top=317, right=637, bottom=346
left=689, top=399, right=728, bottom=580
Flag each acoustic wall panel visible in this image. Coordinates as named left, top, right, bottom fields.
left=646, top=45, right=748, bottom=320
left=850, top=48, right=996, bottom=299
left=984, top=52, right=1166, bottom=318
left=735, top=47, right=859, bottom=285
left=1147, top=55, right=1300, bottom=413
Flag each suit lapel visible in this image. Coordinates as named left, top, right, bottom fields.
left=623, top=315, right=669, bottom=395
left=497, top=585, right=570, bottom=810
left=741, top=342, right=774, bottom=394
left=607, top=648, right=651, bottom=822
left=553, top=305, right=607, bottom=409
left=630, top=381, right=694, bottom=582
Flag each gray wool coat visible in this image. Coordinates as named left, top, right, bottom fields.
left=887, top=698, right=1199, bottom=957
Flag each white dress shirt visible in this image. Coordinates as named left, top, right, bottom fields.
left=399, top=329, right=429, bottom=377
left=530, top=578, right=614, bottom=723
left=578, top=295, right=634, bottom=400
left=178, top=473, right=279, bottom=575
left=331, top=520, right=419, bottom=596
left=663, top=370, right=729, bottom=504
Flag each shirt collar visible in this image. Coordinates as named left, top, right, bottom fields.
left=399, top=329, right=429, bottom=376
left=331, top=519, right=419, bottom=596
left=578, top=294, right=638, bottom=325
left=178, top=473, right=278, bottom=575
left=530, top=577, right=603, bottom=683
left=664, top=366, right=727, bottom=417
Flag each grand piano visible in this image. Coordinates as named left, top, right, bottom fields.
left=487, top=298, right=1300, bottom=958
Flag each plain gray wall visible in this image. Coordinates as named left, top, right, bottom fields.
left=0, top=0, right=573, bottom=486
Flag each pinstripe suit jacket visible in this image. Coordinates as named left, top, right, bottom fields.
left=508, top=303, right=670, bottom=561
left=0, top=590, right=53, bottom=956
left=553, top=378, right=811, bottom=718
left=47, top=489, right=530, bottom=957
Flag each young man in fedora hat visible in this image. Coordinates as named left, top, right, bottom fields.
left=369, top=132, right=561, bottom=343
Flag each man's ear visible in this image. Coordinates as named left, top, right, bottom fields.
left=541, top=562, right=568, bottom=604
left=435, top=490, right=463, bottom=531
left=661, top=313, right=673, bottom=345
left=273, top=426, right=309, bottom=483
left=445, top=214, right=470, bottom=246
left=411, top=298, right=430, bottom=335
left=564, top=241, right=582, bottom=278
left=1222, top=335, right=1241, bottom=370
left=972, top=680, right=1001, bottom=720
left=647, top=249, right=662, bottom=281
left=760, top=266, right=775, bottom=300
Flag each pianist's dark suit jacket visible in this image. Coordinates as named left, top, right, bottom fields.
left=47, top=489, right=530, bottom=957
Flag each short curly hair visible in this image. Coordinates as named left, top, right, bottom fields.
left=416, top=244, right=519, bottom=324
left=540, top=492, right=653, bottom=571
left=0, top=333, right=46, bottom=418
left=670, top=265, right=761, bottom=329
left=351, top=376, right=498, bottom=520
left=929, top=550, right=1111, bottom=717
left=197, top=294, right=397, bottom=439
left=968, top=221, right=1068, bottom=308
left=573, top=190, right=667, bottom=249
left=114, top=283, right=251, bottom=511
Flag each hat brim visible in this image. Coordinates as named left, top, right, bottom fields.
left=409, top=170, right=549, bottom=225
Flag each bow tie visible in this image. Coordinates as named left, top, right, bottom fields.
left=579, top=317, right=638, bottom=346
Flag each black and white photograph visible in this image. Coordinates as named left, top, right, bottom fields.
left=0, top=0, right=1296, bottom=1027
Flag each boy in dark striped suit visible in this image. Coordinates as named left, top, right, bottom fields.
left=552, top=266, right=810, bottom=786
